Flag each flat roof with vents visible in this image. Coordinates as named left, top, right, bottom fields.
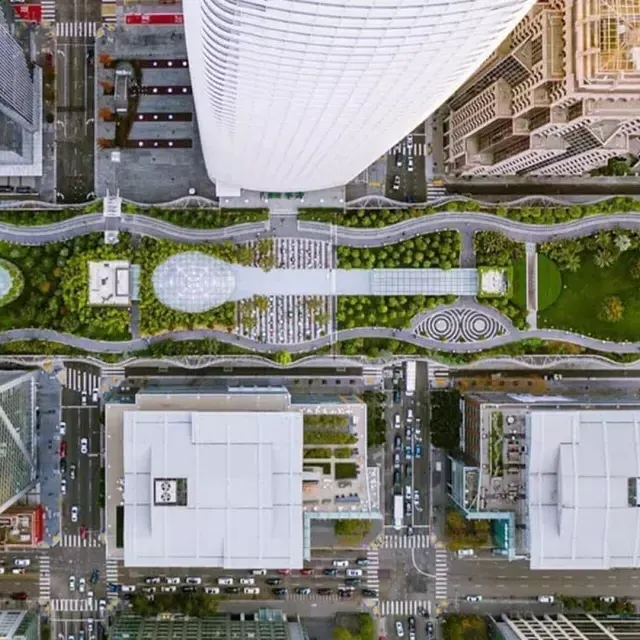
left=123, top=410, right=303, bottom=569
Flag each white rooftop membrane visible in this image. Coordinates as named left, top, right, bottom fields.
left=184, top=0, right=537, bottom=194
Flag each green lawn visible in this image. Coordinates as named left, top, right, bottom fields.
left=539, top=250, right=640, bottom=341
left=511, top=258, right=527, bottom=308
left=537, top=254, right=563, bottom=311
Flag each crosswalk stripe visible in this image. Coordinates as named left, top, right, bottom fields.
left=382, top=534, right=430, bottom=549
left=365, top=549, right=380, bottom=590
left=39, top=556, right=51, bottom=604
left=61, top=534, right=101, bottom=548
left=435, top=547, right=448, bottom=600
left=41, top=0, right=56, bottom=21
left=56, top=21, right=97, bottom=38
left=51, top=599, right=98, bottom=612
left=380, top=600, right=429, bottom=616
left=65, top=368, right=99, bottom=394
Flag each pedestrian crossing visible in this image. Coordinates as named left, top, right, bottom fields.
left=51, top=598, right=97, bottom=612
left=65, top=368, right=99, bottom=394
left=106, top=558, right=119, bottom=587
left=365, top=550, right=380, bottom=592
left=380, top=600, right=430, bottom=616
left=41, top=0, right=56, bottom=21
left=101, top=364, right=126, bottom=380
left=39, top=556, right=51, bottom=604
left=56, top=21, right=98, bottom=38
left=388, top=143, right=427, bottom=157
left=435, top=546, right=448, bottom=601
left=426, top=183, right=448, bottom=201
left=61, top=534, right=102, bottom=548
left=382, top=534, right=430, bottom=549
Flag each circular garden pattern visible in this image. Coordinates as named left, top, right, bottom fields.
left=418, top=307, right=507, bottom=343
left=0, top=259, right=24, bottom=307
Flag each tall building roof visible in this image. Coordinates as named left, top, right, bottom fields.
left=528, top=409, right=640, bottom=570
left=184, top=0, right=536, bottom=194
left=123, top=409, right=303, bottom=569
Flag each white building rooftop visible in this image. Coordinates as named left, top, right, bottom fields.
left=123, top=410, right=303, bottom=569
left=528, top=409, right=640, bottom=570
left=88, top=261, right=131, bottom=306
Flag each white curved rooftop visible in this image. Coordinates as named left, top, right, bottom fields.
left=184, top=0, right=536, bottom=194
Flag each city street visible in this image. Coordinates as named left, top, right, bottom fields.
left=385, top=126, right=427, bottom=203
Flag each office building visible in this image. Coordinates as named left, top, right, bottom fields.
left=184, top=0, right=536, bottom=196
left=0, top=611, right=38, bottom=640
left=0, top=371, right=37, bottom=514
left=443, top=0, right=640, bottom=176
left=105, top=383, right=380, bottom=569
left=0, top=4, right=42, bottom=176
left=450, top=391, right=640, bottom=570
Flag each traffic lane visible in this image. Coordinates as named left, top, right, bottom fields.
left=61, top=404, right=82, bottom=536
left=78, top=404, right=101, bottom=532
left=0, top=567, right=40, bottom=599
left=449, top=556, right=640, bottom=598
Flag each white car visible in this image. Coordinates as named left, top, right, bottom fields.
left=394, top=414, right=400, bottom=429
left=11, top=568, right=25, bottom=575
left=407, top=408, right=414, bottom=422
left=87, top=619, right=94, bottom=633
left=185, top=577, right=202, bottom=585
left=395, top=621, right=404, bottom=638
left=81, top=391, right=87, bottom=405
left=165, top=577, right=181, bottom=584
left=345, top=569, right=362, bottom=577
left=59, top=421, right=66, bottom=435
left=332, top=560, right=349, bottom=567
left=406, top=134, right=414, bottom=150
left=71, top=505, right=79, bottom=522
left=14, top=558, right=30, bottom=567
left=457, top=549, right=474, bottom=558
left=161, top=586, right=177, bottom=593
left=392, top=175, right=401, bottom=191
left=69, top=576, right=76, bottom=592
left=60, top=479, right=67, bottom=495
left=251, top=569, right=267, bottom=576
left=466, top=595, right=483, bottom=602
left=600, top=596, right=616, bottom=603
left=204, top=587, right=220, bottom=595
left=98, top=599, right=106, bottom=617
left=537, top=595, right=554, bottom=603
left=407, top=157, right=414, bottom=172
left=120, top=585, right=136, bottom=593
left=79, top=578, right=86, bottom=593
left=92, top=388, right=99, bottom=403
left=217, top=577, right=234, bottom=586
left=80, top=438, right=88, bottom=454
left=240, top=578, right=255, bottom=585
left=243, top=587, right=260, bottom=595
left=0, top=568, right=5, bottom=574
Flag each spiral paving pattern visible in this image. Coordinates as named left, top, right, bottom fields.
left=418, top=307, right=507, bottom=343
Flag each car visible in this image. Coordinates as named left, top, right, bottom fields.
left=405, top=485, right=411, bottom=500
left=60, top=441, right=68, bottom=458
left=466, top=595, right=482, bottom=602
left=60, top=479, right=67, bottom=495
left=204, top=587, right=220, bottom=595
left=407, top=525, right=414, bottom=536
left=426, top=621, right=434, bottom=635
left=165, top=576, right=181, bottom=584
left=295, top=587, right=312, bottom=595
left=413, top=489, right=420, bottom=503
left=394, top=434, right=402, bottom=450
left=272, top=588, right=288, bottom=596
left=537, top=595, right=554, bottom=603
left=243, top=587, right=260, bottom=594
left=600, top=596, right=616, bottom=603
left=396, top=621, right=405, bottom=637
left=404, top=463, right=412, bottom=478
left=409, top=633, right=416, bottom=640
left=0, top=568, right=5, bottom=574
left=142, top=586, right=156, bottom=595
left=404, top=501, right=412, bottom=516
left=79, top=578, right=86, bottom=593
left=407, top=408, right=413, bottom=422
left=414, top=443, right=423, bottom=458
left=185, top=577, right=202, bottom=585
left=182, top=586, right=197, bottom=594
left=92, top=388, right=99, bottom=403
left=394, top=414, right=400, bottom=429
left=392, top=175, right=401, bottom=191
left=323, top=568, right=337, bottom=576
left=9, top=592, right=27, bottom=600
left=81, top=391, right=87, bottom=405
left=393, top=389, right=401, bottom=403
left=332, top=559, right=349, bottom=567
left=338, top=588, right=354, bottom=598
left=59, top=458, right=67, bottom=474
left=11, top=568, right=25, bottom=574
left=78, top=632, right=85, bottom=640
left=405, top=426, right=412, bottom=439
left=224, top=586, right=240, bottom=594
left=107, top=583, right=119, bottom=593
left=393, top=470, right=401, bottom=485
left=346, top=569, right=362, bottom=577
left=415, top=429, right=423, bottom=442
left=98, top=599, right=106, bottom=615
left=394, top=452, right=401, bottom=469
left=217, top=577, right=233, bottom=586
left=355, top=557, right=369, bottom=566
left=266, top=578, right=282, bottom=585
left=405, top=445, right=412, bottom=460
left=70, top=463, right=76, bottom=480
left=87, top=590, right=94, bottom=600
left=407, top=157, right=414, bottom=172
left=161, top=586, right=176, bottom=593
left=14, top=558, right=30, bottom=567
left=457, top=548, right=474, bottom=557
left=87, top=620, right=94, bottom=633
left=80, top=438, right=88, bottom=454
left=318, top=588, right=334, bottom=596
left=252, top=569, right=267, bottom=576
left=300, top=568, right=313, bottom=576
left=59, top=421, right=66, bottom=435
left=406, top=135, right=414, bottom=150
left=362, top=588, right=378, bottom=597
left=120, top=585, right=135, bottom=593
left=68, top=635, right=75, bottom=640
left=408, top=616, right=416, bottom=632
left=277, top=569, right=291, bottom=575
left=145, top=577, right=161, bottom=584
left=239, top=578, right=255, bottom=585
left=71, top=505, right=79, bottom=522
left=345, top=578, right=361, bottom=586
left=69, top=576, right=76, bottom=591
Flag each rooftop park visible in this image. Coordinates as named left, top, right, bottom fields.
left=539, top=230, right=640, bottom=341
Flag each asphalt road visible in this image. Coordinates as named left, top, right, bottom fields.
left=386, top=127, right=427, bottom=203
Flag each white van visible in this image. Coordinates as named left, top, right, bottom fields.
left=537, top=595, right=554, bottom=603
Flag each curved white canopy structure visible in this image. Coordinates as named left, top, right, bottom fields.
left=184, top=0, right=536, bottom=195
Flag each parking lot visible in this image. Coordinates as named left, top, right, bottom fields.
left=385, top=127, right=427, bottom=203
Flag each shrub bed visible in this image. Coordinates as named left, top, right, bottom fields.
left=334, top=462, right=358, bottom=479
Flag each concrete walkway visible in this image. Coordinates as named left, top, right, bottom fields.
left=525, top=243, right=537, bottom=329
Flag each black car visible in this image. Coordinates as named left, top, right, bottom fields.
left=272, top=588, right=288, bottom=596
left=426, top=621, right=434, bottom=636
left=324, top=568, right=337, bottom=576
left=405, top=463, right=412, bottom=479
left=355, top=557, right=369, bottom=566
left=225, top=586, right=240, bottom=595
left=393, top=470, right=401, bottom=485
left=393, top=389, right=401, bottom=403
left=345, top=578, right=361, bottom=586
left=317, top=588, right=334, bottom=596
left=59, top=458, right=66, bottom=474
left=408, top=616, right=416, bottom=632
left=338, top=589, right=354, bottom=598
left=182, top=586, right=196, bottom=593
left=394, top=434, right=402, bottom=450
left=362, top=589, right=378, bottom=597
left=266, top=578, right=281, bottom=586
